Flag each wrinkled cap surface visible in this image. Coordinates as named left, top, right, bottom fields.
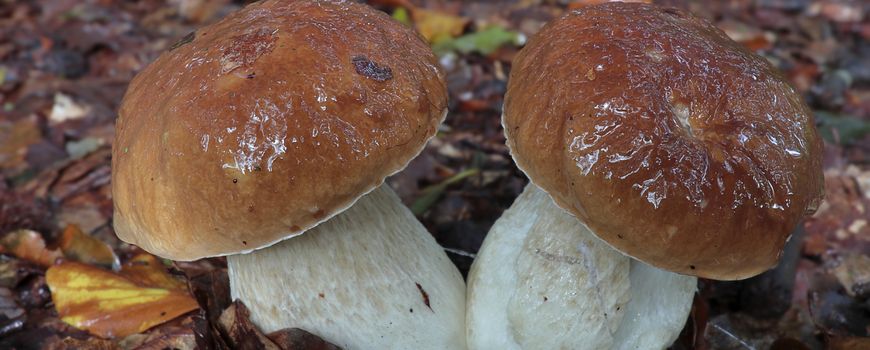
left=112, top=0, right=447, bottom=260
left=503, top=2, right=824, bottom=280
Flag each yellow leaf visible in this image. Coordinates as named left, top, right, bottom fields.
left=392, top=7, right=411, bottom=26
left=60, top=224, right=120, bottom=270
left=46, top=262, right=199, bottom=338
left=0, top=229, right=63, bottom=267
left=120, top=253, right=186, bottom=291
left=411, top=8, right=469, bottom=43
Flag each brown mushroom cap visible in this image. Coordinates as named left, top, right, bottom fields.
left=112, top=0, right=447, bottom=260
left=503, top=3, right=824, bottom=280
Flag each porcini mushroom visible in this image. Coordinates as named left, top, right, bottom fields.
left=467, top=186, right=696, bottom=349
left=468, top=2, right=823, bottom=349
left=111, top=1, right=465, bottom=348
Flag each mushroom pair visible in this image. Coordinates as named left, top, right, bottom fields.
left=112, top=1, right=465, bottom=349
left=467, top=3, right=823, bottom=349
left=112, top=0, right=825, bottom=349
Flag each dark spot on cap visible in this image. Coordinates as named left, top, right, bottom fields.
left=409, top=308, right=413, bottom=313
left=543, top=296, right=548, bottom=302
left=290, top=225, right=301, bottom=231
left=160, top=311, right=167, bottom=316
left=248, top=205, right=254, bottom=212
left=242, top=240, right=247, bottom=245
left=318, top=292, right=325, bottom=298
left=233, top=179, right=238, bottom=183
left=690, top=265, right=696, bottom=270
left=352, top=55, right=392, bottom=82
left=169, top=31, right=195, bottom=51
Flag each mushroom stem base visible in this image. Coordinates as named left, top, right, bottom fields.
left=228, top=184, right=466, bottom=350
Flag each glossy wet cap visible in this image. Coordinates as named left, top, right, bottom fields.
left=112, top=0, right=447, bottom=260
left=503, top=2, right=824, bottom=280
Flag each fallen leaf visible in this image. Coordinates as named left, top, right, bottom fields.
left=0, top=287, right=25, bottom=338
left=0, top=115, right=41, bottom=175
left=184, top=267, right=231, bottom=349
left=809, top=2, right=865, bottom=23
left=432, top=26, right=524, bottom=56
left=814, top=111, right=870, bottom=145
left=46, top=262, right=199, bottom=338
left=121, top=253, right=186, bottom=291
left=411, top=8, right=469, bottom=43
left=0, top=229, right=63, bottom=268
left=831, top=253, right=870, bottom=298
left=59, top=224, right=119, bottom=270
left=392, top=7, right=411, bottom=26
left=65, top=137, right=103, bottom=160
left=217, top=300, right=342, bottom=349
left=43, top=336, right=119, bottom=350
left=219, top=300, right=281, bottom=350
left=828, top=336, right=870, bottom=350
left=171, top=0, right=229, bottom=23
left=0, top=287, right=24, bottom=320
left=49, top=93, right=91, bottom=124
left=119, top=317, right=197, bottom=350
left=267, top=328, right=341, bottom=350
left=411, top=168, right=479, bottom=215
left=0, top=256, right=41, bottom=288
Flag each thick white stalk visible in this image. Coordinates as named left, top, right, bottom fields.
left=228, top=184, right=466, bottom=350
left=467, top=184, right=695, bottom=350
left=612, top=260, right=697, bottom=350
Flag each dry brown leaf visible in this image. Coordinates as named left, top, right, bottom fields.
left=46, top=262, right=199, bottom=338
left=219, top=300, right=282, bottom=350
left=0, top=115, right=41, bottom=174
left=120, top=253, right=186, bottom=291
left=218, top=300, right=342, bottom=350
left=43, top=336, right=119, bottom=350
left=831, top=253, right=870, bottom=298
left=828, top=336, right=870, bottom=350
left=0, top=229, right=63, bottom=267
left=59, top=224, right=119, bottom=270
left=267, top=328, right=342, bottom=350
left=118, top=318, right=197, bottom=350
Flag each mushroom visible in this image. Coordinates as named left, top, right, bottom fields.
left=468, top=2, right=823, bottom=349
left=111, top=1, right=465, bottom=348
left=467, top=186, right=696, bottom=349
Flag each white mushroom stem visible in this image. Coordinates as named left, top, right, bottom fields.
left=467, top=184, right=696, bottom=350
left=228, top=184, right=467, bottom=350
